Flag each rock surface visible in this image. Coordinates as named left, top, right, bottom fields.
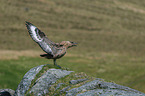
left=1, top=64, right=145, bottom=96
left=29, top=69, right=73, bottom=95
left=0, top=89, right=15, bottom=96
left=14, top=65, right=45, bottom=96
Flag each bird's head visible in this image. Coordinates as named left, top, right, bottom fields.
left=60, top=41, right=77, bottom=48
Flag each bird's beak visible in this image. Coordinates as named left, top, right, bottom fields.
left=72, top=42, right=77, bottom=46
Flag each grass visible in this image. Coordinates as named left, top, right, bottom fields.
left=0, top=0, right=145, bottom=93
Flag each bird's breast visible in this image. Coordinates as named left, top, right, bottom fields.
left=55, top=52, right=66, bottom=59
left=54, top=48, right=66, bottom=59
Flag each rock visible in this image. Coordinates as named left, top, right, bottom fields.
left=14, top=64, right=73, bottom=96
left=0, top=89, right=15, bottom=96
left=10, top=64, right=145, bottom=96
left=66, top=79, right=145, bottom=96
left=76, top=89, right=143, bottom=96
left=55, top=83, right=65, bottom=90
left=0, top=91, right=11, bottom=96
left=29, top=69, right=73, bottom=95
left=60, top=86, right=71, bottom=93
left=69, top=79, right=88, bottom=85
left=14, top=65, right=44, bottom=96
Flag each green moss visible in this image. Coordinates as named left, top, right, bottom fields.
left=47, top=72, right=96, bottom=95
left=25, top=64, right=61, bottom=95
left=30, top=65, right=55, bottom=87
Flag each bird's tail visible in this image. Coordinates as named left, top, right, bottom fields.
left=40, top=54, right=48, bottom=57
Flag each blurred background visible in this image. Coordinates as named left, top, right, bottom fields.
left=0, top=0, right=145, bottom=93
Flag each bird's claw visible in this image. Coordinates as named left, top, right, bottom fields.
left=54, top=64, right=62, bottom=69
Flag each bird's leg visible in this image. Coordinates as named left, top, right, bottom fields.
left=53, top=59, right=61, bottom=68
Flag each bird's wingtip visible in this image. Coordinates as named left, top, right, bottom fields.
left=25, top=21, right=28, bottom=24
left=25, top=21, right=31, bottom=25
left=25, top=21, right=34, bottom=32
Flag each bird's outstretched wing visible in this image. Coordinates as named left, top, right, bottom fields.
left=25, top=21, right=54, bottom=56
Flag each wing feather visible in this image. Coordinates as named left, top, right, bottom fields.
left=25, top=21, right=54, bottom=56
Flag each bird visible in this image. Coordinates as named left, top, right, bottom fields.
left=25, top=21, right=77, bottom=68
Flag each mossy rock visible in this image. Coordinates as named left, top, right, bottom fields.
left=11, top=64, right=145, bottom=96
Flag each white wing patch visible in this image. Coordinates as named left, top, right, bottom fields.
left=26, top=22, right=54, bottom=55
left=29, top=25, right=42, bottom=42
left=40, top=41, right=53, bottom=54
left=46, top=44, right=52, bottom=52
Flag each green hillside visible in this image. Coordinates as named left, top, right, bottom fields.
left=0, top=0, right=145, bottom=93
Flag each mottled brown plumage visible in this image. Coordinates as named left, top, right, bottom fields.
left=25, top=21, right=77, bottom=68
